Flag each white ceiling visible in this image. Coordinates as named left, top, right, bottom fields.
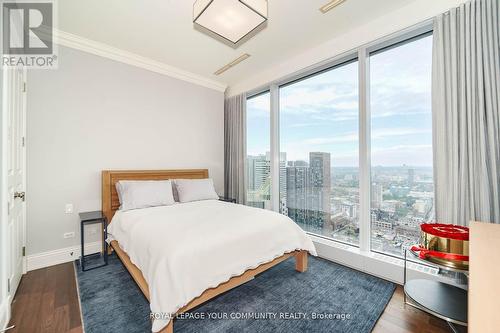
left=58, top=0, right=417, bottom=88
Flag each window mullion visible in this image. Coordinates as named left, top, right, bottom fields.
left=270, top=84, right=280, bottom=212
left=358, top=48, right=371, bottom=253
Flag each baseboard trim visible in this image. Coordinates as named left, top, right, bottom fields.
left=54, top=30, right=227, bottom=93
left=27, top=241, right=102, bottom=272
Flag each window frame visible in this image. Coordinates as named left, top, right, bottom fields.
left=244, top=20, right=434, bottom=259
left=278, top=57, right=361, bottom=247
left=245, top=90, right=271, bottom=208
left=368, top=31, right=435, bottom=259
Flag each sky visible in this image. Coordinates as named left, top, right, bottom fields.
left=247, top=35, right=433, bottom=168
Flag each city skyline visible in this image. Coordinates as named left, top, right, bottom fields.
left=245, top=151, right=434, bottom=168
left=245, top=150, right=434, bottom=257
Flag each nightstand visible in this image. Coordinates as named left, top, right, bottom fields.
left=79, top=211, right=108, bottom=271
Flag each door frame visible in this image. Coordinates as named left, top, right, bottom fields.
left=0, top=67, right=10, bottom=332
left=0, top=67, right=28, bottom=329
left=21, top=67, right=27, bottom=275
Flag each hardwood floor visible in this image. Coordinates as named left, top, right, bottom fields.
left=373, top=287, right=455, bottom=333
left=8, top=263, right=82, bottom=333
left=8, top=262, right=458, bottom=333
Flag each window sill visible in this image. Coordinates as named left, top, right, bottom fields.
left=309, top=234, right=465, bottom=287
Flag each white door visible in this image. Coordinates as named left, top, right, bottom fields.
left=5, top=67, right=26, bottom=299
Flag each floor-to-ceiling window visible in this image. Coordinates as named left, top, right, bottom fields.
left=244, top=27, right=434, bottom=259
left=246, top=92, right=271, bottom=209
left=279, top=60, right=360, bottom=245
left=369, top=34, right=434, bottom=257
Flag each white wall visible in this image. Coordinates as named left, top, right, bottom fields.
left=26, top=46, right=224, bottom=257
left=227, top=0, right=467, bottom=96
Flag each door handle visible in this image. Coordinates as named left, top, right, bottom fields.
left=14, top=191, right=25, bottom=201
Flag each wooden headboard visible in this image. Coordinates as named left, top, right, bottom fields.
left=101, top=169, right=209, bottom=223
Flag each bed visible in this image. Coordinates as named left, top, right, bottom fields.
left=102, top=169, right=316, bottom=333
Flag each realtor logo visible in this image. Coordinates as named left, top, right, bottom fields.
left=2, top=1, right=57, bottom=68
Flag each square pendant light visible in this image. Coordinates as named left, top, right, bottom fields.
left=193, top=0, right=268, bottom=44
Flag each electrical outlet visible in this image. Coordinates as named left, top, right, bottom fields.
left=63, top=232, right=75, bottom=239
left=65, top=203, right=73, bottom=214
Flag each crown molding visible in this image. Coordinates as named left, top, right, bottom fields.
left=53, top=29, right=227, bottom=92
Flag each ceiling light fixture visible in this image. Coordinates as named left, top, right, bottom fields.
left=214, top=53, right=250, bottom=75
left=193, top=0, right=268, bottom=44
left=319, top=0, right=346, bottom=14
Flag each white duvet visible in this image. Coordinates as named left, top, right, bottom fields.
left=107, top=200, right=316, bottom=332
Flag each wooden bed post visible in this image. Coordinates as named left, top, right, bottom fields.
left=295, top=250, right=308, bottom=272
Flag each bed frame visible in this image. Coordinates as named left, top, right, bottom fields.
left=101, top=169, right=308, bottom=333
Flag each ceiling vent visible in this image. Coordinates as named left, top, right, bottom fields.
left=214, top=54, right=251, bottom=75
left=319, top=0, right=346, bottom=14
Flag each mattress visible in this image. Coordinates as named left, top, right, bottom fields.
left=107, top=200, right=316, bottom=332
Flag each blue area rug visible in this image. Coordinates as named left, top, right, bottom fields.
left=76, top=254, right=395, bottom=332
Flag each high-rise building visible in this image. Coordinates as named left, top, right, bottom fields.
left=286, top=165, right=310, bottom=224
left=246, top=154, right=271, bottom=208
left=309, top=152, right=331, bottom=229
left=285, top=152, right=331, bottom=231
left=278, top=152, right=287, bottom=197
left=288, top=160, right=308, bottom=167
left=247, top=152, right=286, bottom=210
left=256, top=155, right=270, bottom=191
left=246, top=155, right=270, bottom=191
left=246, top=155, right=258, bottom=191
left=279, top=152, right=287, bottom=214
left=371, top=183, right=383, bottom=209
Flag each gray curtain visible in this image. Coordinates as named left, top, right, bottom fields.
left=432, top=0, right=500, bottom=226
left=224, top=93, right=247, bottom=204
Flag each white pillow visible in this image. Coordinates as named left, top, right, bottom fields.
left=116, top=180, right=175, bottom=211
left=174, top=179, right=219, bottom=203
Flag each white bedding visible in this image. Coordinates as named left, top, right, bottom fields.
left=107, top=200, right=316, bottom=332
